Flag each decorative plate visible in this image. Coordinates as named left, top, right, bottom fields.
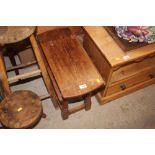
left=115, top=26, right=155, bottom=44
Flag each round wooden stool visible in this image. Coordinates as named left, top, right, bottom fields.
left=0, top=90, right=42, bottom=129
left=0, top=26, right=36, bottom=45
left=0, top=26, right=36, bottom=77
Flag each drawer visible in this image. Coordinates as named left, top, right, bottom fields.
left=111, top=54, right=155, bottom=83
left=106, top=67, right=155, bottom=96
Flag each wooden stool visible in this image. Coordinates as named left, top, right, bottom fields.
left=0, top=90, right=42, bottom=128
left=0, top=27, right=58, bottom=108
left=0, top=26, right=36, bottom=94
left=36, top=28, right=105, bottom=119
left=0, top=26, right=36, bottom=76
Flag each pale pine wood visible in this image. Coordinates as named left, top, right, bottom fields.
left=111, top=54, right=155, bottom=83
left=83, top=33, right=111, bottom=82
left=83, top=26, right=155, bottom=105
left=84, top=26, right=155, bottom=67
left=96, top=78, right=155, bottom=104
left=83, top=31, right=113, bottom=97
left=106, top=66, right=155, bottom=96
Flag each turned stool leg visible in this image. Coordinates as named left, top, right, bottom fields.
left=61, top=100, right=69, bottom=120
left=84, top=95, right=91, bottom=111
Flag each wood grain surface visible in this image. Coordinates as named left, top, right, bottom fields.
left=0, top=26, right=36, bottom=45
left=0, top=90, right=42, bottom=128
left=38, top=28, right=104, bottom=99
left=83, top=26, right=155, bottom=67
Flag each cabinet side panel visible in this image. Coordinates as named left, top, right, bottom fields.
left=83, top=33, right=111, bottom=83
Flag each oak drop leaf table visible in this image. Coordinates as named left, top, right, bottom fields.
left=37, top=28, right=105, bottom=119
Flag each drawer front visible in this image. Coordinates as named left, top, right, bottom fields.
left=111, top=54, right=155, bottom=83
left=106, top=67, right=155, bottom=96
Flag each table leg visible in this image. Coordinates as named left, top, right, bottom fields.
left=61, top=100, right=69, bottom=120
left=84, top=94, right=92, bottom=111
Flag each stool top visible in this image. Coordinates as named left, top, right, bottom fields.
left=0, top=26, right=36, bottom=45
left=0, top=90, right=42, bottom=128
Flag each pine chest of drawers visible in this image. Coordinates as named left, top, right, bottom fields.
left=83, top=26, right=155, bottom=104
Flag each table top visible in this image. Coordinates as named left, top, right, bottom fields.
left=83, top=26, right=155, bottom=67
left=38, top=28, right=104, bottom=99
left=0, top=26, right=36, bottom=45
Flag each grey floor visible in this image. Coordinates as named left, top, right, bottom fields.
left=5, top=56, right=155, bottom=129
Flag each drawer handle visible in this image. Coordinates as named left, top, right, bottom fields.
left=120, top=84, right=126, bottom=90
left=149, top=73, right=155, bottom=79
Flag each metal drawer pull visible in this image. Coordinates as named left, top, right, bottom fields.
left=120, top=84, right=126, bottom=90
left=149, top=73, right=155, bottom=79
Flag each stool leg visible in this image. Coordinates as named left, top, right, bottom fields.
left=42, top=113, right=46, bottom=118
left=84, top=95, right=91, bottom=111
left=0, top=126, right=4, bottom=129
left=61, top=101, right=69, bottom=120
left=8, top=52, right=20, bottom=75
left=0, top=50, right=11, bottom=95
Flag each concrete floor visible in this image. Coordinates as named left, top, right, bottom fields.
left=4, top=56, right=155, bottom=129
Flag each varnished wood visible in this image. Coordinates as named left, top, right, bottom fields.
left=37, top=28, right=104, bottom=119
left=68, top=104, right=85, bottom=115
left=30, top=34, right=59, bottom=109
left=38, top=28, right=104, bottom=99
left=0, top=90, right=42, bottom=129
left=84, top=95, right=91, bottom=111
left=41, top=55, right=63, bottom=102
left=61, top=100, right=69, bottom=120
left=37, top=26, right=82, bottom=35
